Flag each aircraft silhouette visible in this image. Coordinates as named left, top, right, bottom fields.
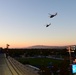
left=46, top=23, right=51, bottom=27
left=49, top=13, right=57, bottom=18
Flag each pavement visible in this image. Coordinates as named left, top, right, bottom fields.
left=0, top=53, right=13, bottom=75
left=0, top=53, right=39, bottom=75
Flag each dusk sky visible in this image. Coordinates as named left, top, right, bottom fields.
left=0, top=0, right=76, bottom=48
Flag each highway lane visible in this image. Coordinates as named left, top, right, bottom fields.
left=0, top=54, right=13, bottom=75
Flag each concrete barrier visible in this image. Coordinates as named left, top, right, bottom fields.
left=8, top=56, right=39, bottom=75
left=4, top=54, right=19, bottom=75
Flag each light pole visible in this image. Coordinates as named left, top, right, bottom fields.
left=6, top=44, right=10, bottom=58
left=67, top=46, right=72, bottom=65
left=67, top=46, right=76, bottom=75
left=67, top=46, right=75, bottom=65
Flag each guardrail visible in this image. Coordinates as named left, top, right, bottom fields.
left=8, top=56, right=39, bottom=75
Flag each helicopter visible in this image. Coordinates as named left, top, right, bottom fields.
left=46, top=23, right=51, bottom=27
left=49, top=12, right=57, bottom=18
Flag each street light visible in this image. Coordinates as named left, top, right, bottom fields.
left=67, top=46, right=75, bottom=65
left=6, top=44, right=10, bottom=58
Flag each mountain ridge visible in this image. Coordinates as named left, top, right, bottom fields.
left=27, top=45, right=67, bottom=49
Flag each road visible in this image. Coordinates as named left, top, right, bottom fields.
left=0, top=53, right=13, bottom=75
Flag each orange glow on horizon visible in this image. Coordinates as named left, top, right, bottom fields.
left=0, top=41, right=76, bottom=48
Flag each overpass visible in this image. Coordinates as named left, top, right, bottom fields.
left=0, top=53, right=39, bottom=75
